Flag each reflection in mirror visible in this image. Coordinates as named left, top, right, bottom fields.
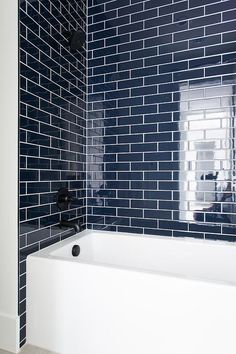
left=179, top=80, right=236, bottom=224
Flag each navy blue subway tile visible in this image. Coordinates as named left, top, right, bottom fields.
left=222, top=30, right=236, bottom=43
left=206, top=20, right=236, bottom=36
left=118, top=97, right=143, bottom=107
left=189, top=0, right=219, bottom=8
left=145, top=191, right=172, bottom=200
left=118, top=21, right=143, bottom=35
left=20, top=219, right=39, bottom=236
left=223, top=9, right=236, bottom=21
left=118, top=115, right=143, bottom=126
left=131, top=47, right=157, bottom=60
left=119, top=59, right=143, bottom=71
left=27, top=157, right=50, bottom=170
left=160, top=41, right=188, bottom=55
left=189, top=35, right=221, bottom=49
left=145, top=15, right=172, bottom=30
left=106, top=15, right=130, bottom=29
left=145, top=0, right=171, bottom=9
left=206, top=234, right=236, bottom=243
left=118, top=134, right=143, bottom=144
left=146, top=74, right=173, bottom=88
left=119, top=3, right=143, bottom=16
left=173, top=69, right=204, bottom=82
left=20, top=143, right=39, bottom=157
left=175, top=7, right=204, bottom=22
left=131, top=123, right=157, bottom=134
left=174, top=28, right=204, bottom=42
left=159, top=162, right=179, bottom=171
left=145, top=57, right=167, bottom=72
left=160, top=220, right=188, bottom=231
left=105, top=144, right=129, bottom=153
left=131, top=199, right=157, bottom=209
left=131, top=218, right=157, bottom=229
left=131, top=66, right=157, bottom=78
left=131, top=143, right=157, bottom=152
left=132, top=28, right=158, bottom=42
left=175, top=48, right=204, bottom=62
left=160, top=1, right=188, bottom=16
left=27, top=205, right=51, bottom=220
left=27, top=182, right=50, bottom=194
left=118, top=208, right=143, bottom=218
left=118, top=226, right=143, bottom=234
left=105, top=216, right=129, bottom=226
left=205, top=63, right=235, bottom=76
left=160, top=21, right=188, bottom=36
left=118, top=172, right=143, bottom=180
left=144, top=210, right=172, bottom=220
left=118, top=190, right=143, bottom=199
left=118, top=153, right=143, bottom=162
left=160, top=62, right=188, bottom=74
left=106, top=0, right=129, bottom=11
left=106, top=34, right=130, bottom=47
left=144, top=171, right=172, bottom=181
left=173, top=231, right=204, bottom=239
left=131, top=181, right=157, bottom=190
left=144, top=132, right=172, bottom=143
left=144, top=152, right=172, bottom=161
left=131, top=162, right=157, bottom=171
left=145, top=94, right=172, bottom=105
left=119, top=40, right=143, bottom=54
left=189, top=55, right=221, bottom=69
left=106, top=163, right=130, bottom=171
left=190, top=13, right=221, bottom=28
left=132, top=8, right=157, bottom=23
left=106, top=52, right=130, bottom=65
left=131, top=86, right=157, bottom=98
left=27, top=227, right=51, bottom=245
left=206, top=0, right=236, bottom=15
left=20, top=169, right=39, bottom=182
left=93, top=207, right=116, bottom=216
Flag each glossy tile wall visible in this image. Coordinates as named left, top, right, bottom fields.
left=19, top=0, right=86, bottom=346
left=87, top=0, right=236, bottom=238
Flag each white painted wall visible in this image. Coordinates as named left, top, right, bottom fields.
left=0, top=0, right=19, bottom=352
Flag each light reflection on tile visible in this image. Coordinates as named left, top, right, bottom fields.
left=88, top=0, right=236, bottom=237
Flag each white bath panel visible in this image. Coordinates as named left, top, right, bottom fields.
left=27, top=230, right=236, bottom=354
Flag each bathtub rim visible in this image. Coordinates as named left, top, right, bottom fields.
left=26, top=229, right=236, bottom=288
left=27, top=229, right=236, bottom=259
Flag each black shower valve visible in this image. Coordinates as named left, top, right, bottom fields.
left=56, top=187, right=74, bottom=210
left=63, top=30, right=85, bottom=51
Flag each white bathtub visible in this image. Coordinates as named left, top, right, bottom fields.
left=27, top=230, right=236, bottom=354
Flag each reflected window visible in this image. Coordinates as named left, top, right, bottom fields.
left=179, top=81, right=235, bottom=224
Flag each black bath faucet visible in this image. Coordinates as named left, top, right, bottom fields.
left=59, top=219, right=81, bottom=234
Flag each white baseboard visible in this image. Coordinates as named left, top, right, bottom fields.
left=0, top=312, right=19, bottom=353
left=21, top=344, right=60, bottom=354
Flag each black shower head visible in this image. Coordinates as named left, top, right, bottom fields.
left=64, top=30, right=86, bottom=51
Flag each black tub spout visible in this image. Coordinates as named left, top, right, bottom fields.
left=59, top=219, right=81, bottom=234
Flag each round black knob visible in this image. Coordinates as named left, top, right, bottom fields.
left=72, top=245, right=80, bottom=257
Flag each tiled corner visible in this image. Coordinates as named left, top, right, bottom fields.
left=19, top=0, right=86, bottom=346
